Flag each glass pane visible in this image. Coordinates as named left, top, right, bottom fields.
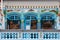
left=10, top=16, right=14, bottom=20
left=15, top=16, right=20, bottom=20
left=26, top=16, right=30, bottom=20
left=42, top=16, right=46, bottom=20
left=31, top=16, right=36, bottom=19
left=47, top=16, right=52, bottom=20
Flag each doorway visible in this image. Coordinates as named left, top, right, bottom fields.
left=24, top=13, right=37, bottom=30
left=31, top=16, right=37, bottom=29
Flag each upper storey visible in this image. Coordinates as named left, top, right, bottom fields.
left=3, top=1, right=59, bottom=9
left=3, top=0, right=60, bottom=1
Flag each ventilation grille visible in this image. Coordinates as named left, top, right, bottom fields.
left=5, top=6, right=57, bottom=9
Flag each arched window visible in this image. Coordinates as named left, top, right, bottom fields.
left=40, top=12, right=56, bottom=29
left=7, top=12, right=21, bottom=29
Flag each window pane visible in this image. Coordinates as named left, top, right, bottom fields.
left=15, top=16, right=20, bottom=20
left=10, top=16, right=14, bottom=20
left=26, top=16, right=30, bottom=20
left=31, top=16, right=36, bottom=19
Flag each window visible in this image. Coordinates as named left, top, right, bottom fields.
left=10, top=16, right=14, bottom=20
left=47, top=16, right=52, bottom=20
left=26, top=16, right=30, bottom=20
left=42, top=16, right=46, bottom=20
left=15, top=16, right=20, bottom=20
left=41, top=13, right=55, bottom=29
left=31, top=16, right=36, bottom=19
